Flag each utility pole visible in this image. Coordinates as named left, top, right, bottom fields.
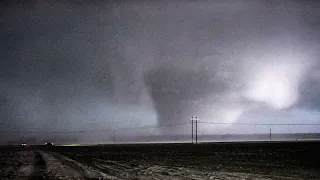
left=191, top=116, right=199, bottom=144
left=269, top=129, right=271, bottom=141
left=196, top=119, right=198, bottom=144
left=191, top=119, right=194, bottom=144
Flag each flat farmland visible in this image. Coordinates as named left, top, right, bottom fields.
left=0, top=141, right=319, bottom=179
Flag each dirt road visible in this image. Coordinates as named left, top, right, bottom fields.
left=0, top=149, right=110, bottom=180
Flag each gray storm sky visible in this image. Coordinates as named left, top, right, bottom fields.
left=1, top=0, right=320, bottom=143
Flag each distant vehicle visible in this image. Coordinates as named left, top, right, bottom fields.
left=21, top=143, right=27, bottom=147
left=45, top=142, right=54, bottom=146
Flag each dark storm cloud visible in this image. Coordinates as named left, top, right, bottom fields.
left=299, top=62, right=320, bottom=110
left=0, top=1, right=118, bottom=142
left=0, top=1, right=162, bottom=144
left=1, top=1, right=320, bottom=143
left=290, top=3, right=320, bottom=111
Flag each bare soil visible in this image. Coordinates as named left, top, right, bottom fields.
left=0, top=141, right=319, bottom=179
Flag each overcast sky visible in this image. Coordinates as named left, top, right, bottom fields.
left=1, top=0, right=320, bottom=144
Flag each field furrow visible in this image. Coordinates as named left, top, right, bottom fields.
left=0, top=141, right=319, bottom=179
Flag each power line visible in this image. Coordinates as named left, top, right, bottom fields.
left=0, top=129, right=112, bottom=134
left=115, top=122, right=189, bottom=131
left=2, top=122, right=319, bottom=134
left=1, top=122, right=190, bottom=134
left=199, top=122, right=320, bottom=126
